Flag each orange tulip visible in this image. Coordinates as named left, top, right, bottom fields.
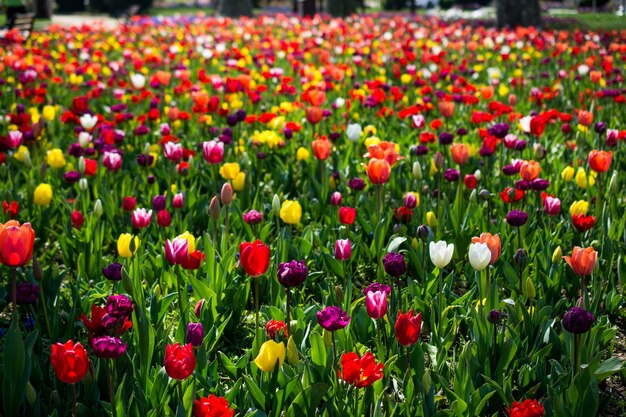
left=311, top=138, right=332, bottom=161
left=589, top=71, right=601, bottom=83
left=366, top=141, right=402, bottom=166
left=366, top=158, right=391, bottom=184
left=439, top=101, right=455, bottom=119
left=471, top=233, right=501, bottom=264
left=578, top=110, right=593, bottom=126
left=588, top=150, right=612, bottom=173
left=519, top=160, right=541, bottom=181
left=563, top=246, right=597, bottom=277
left=0, top=221, right=35, bottom=267
left=480, top=86, right=494, bottom=100
left=305, top=106, right=323, bottom=125
left=450, top=143, right=469, bottom=165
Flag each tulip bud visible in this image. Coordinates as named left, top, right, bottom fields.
left=533, top=143, right=546, bottom=160
left=33, top=257, right=43, bottom=282
left=22, top=152, right=32, bottom=168
left=50, top=391, right=61, bottom=409
left=479, top=189, right=491, bottom=200
left=78, top=156, right=86, bottom=174
left=411, top=237, right=419, bottom=249
left=79, top=178, right=88, bottom=191
left=187, top=155, right=194, bottom=169
left=26, top=382, right=36, bottom=405
left=194, top=299, right=205, bottom=317
left=608, top=170, right=618, bottom=194
left=143, top=142, right=151, bottom=155
left=93, top=199, right=103, bottom=218
left=330, top=191, right=342, bottom=206
left=434, top=151, right=444, bottom=170
left=426, top=211, right=437, bottom=227
left=209, top=196, right=220, bottom=221
left=221, top=183, right=233, bottom=205
left=525, top=276, right=536, bottom=299
left=514, top=248, right=528, bottom=269
left=412, top=161, right=422, bottom=180
left=393, top=223, right=404, bottom=234
left=334, top=285, right=343, bottom=301
left=287, top=336, right=299, bottom=365
left=416, top=224, right=429, bottom=240
left=473, top=169, right=482, bottom=181
left=487, top=309, right=502, bottom=324
left=272, top=194, right=281, bottom=216
left=552, top=246, right=562, bottom=263
left=469, top=189, right=477, bottom=203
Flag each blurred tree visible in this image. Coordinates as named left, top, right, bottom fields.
left=219, top=0, right=253, bottom=16
left=35, top=0, right=51, bottom=18
left=496, top=0, right=541, bottom=28
left=327, top=0, right=357, bottom=15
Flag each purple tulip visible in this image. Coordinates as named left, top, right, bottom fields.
left=335, top=239, right=351, bottom=261
left=506, top=210, right=528, bottom=227
left=443, top=169, right=460, bottom=182
left=105, top=295, right=133, bottom=321
left=383, top=252, right=406, bottom=277
left=563, top=307, right=594, bottom=334
left=316, top=306, right=350, bottom=331
left=243, top=210, right=263, bottom=224
left=12, top=282, right=40, bottom=305
left=365, top=290, right=388, bottom=319
left=186, top=323, right=204, bottom=347
left=102, top=262, right=123, bottom=281
left=152, top=195, right=167, bottom=211
left=348, top=177, right=366, bottom=191
left=277, top=260, right=308, bottom=288
left=91, top=336, right=127, bottom=359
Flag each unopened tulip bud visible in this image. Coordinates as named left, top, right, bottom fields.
left=335, top=285, right=343, bottom=301
left=272, top=194, right=281, bottom=216
left=209, top=196, right=220, bottom=221
left=50, top=391, right=61, bottom=409
left=77, top=157, right=86, bottom=175
left=514, top=248, right=528, bottom=269
left=552, top=246, right=562, bottom=263
left=330, top=191, right=342, bottom=206
left=194, top=299, right=205, bottom=317
left=187, top=155, right=194, bottom=169
left=469, top=189, right=477, bottom=203
left=416, top=224, right=429, bottom=240
left=608, top=170, right=618, bottom=194
left=221, top=183, right=233, bottom=205
left=94, top=199, right=103, bottom=218
left=426, top=211, right=437, bottom=227
left=434, top=151, right=444, bottom=170
left=412, top=161, right=422, bottom=180
left=479, top=189, right=491, bottom=200
left=32, top=257, right=43, bottom=282
left=143, top=142, right=151, bottom=155
left=79, top=178, right=88, bottom=191
left=473, top=169, right=482, bottom=181
left=487, top=309, right=502, bottom=324
left=393, top=223, right=404, bottom=234
left=22, top=152, right=32, bottom=168
left=533, top=143, right=546, bottom=160
left=287, top=336, right=299, bottom=365
left=525, top=276, right=536, bottom=299
left=26, top=382, right=36, bottom=405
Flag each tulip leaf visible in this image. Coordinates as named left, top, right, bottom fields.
left=287, top=383, right=328, bottom=417
left=309, top=332, right=326, bottom=369
left=387, top=236, right=407, bottom=253
left=594, top=357, right=624, bottom=381
left=244, top=375, right=266, bottom=411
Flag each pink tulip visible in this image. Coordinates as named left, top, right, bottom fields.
left=365, top=290, right=387, bottom=319
left=164, top=142, right=183, bottom=162
left=165, top=237, right=189, bottom=265
left=412, top=114, right=425, bottom=129
left=103, top=152, right=122, bottom=172
left=172, top=193, right=184, bottom=209
left=202, top=140, right=224, bottom=164
left=334, top=239, right=351, bottom=261
left=7, top=131, right=22, bottom=148
left=543, top=195, right=561, bottom=216
left=131, top=208, right=152, bottom=228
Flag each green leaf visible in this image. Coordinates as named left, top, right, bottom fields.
left=594, top=357, right=624, bottom=381
left=244, top=375, right=266, bottom=411
left=309, top=332, right=326, bottom=369
left=287, top=383, right=328, bottom=417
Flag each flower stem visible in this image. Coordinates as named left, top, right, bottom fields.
left=177, top=380, right=184, bottom=407
left=255, top=277, right=260, bottom=333
left=286, top=288, right=291, bottom=335
left=106, top=359, right=117, bottom=417
left=71, top=383, right=77, bottom=417
left=332, top=331, right=337, bottom=369
left=11, top=267, right=17, bottom=315
left=573, top=333, right=581, bottom=374
left=176, top=266, right=186, bottom=332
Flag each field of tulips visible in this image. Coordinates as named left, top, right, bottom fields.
left=1, top=13, right=626, bottom=417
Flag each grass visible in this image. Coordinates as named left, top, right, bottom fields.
left=147, top=6, right=210, bottom=16
left=571, top=13, right=626, bottom=31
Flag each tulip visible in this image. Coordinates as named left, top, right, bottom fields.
left=46, top=149, right=66, bottom=169
left=383, top=252, right=405, bottom=277
left=33, top=183, right=53, bottom=206
left=265, top=320, right=288, bottom=340
left=172, top=193, right=184, bottom=209
left=334, top=239, right=351, bottom=261
left=122, top=196, right=136, bottom=211
left=117, top=233, right=139, bottom=258
left=186, top=323, right=204, bottom=347
left=563, top=307, right=594, bottom=334
left=51, top=340, right=89, bottom=384
left=338, top=352, right=384, bottom=388
left=153, top=196, right=168, bottom=212
left=232, top=172, right=246, bottom=192
left=330, top=191, right=342, bottom=206
left=279, top=200, right=302, bottom=224
left=7, top=130, right=22, bottom=148
left=194, top=394, right=235, bottom=417
left=346, top=123, right=362, bottom=141
left=365, top=158, right=391, bottom=184
left=91, top=336, right=127, bottom=359
left=11, top=282, right=39, bottom=304
left=0, top=221, right=35, bottom=267
left=165, top=237, right=189, bottom=265
left=506, top=399, right=544, bottom=417
left=277, top=260, right=307, bottom=288
left=243, top=210, right=263, bottom=225
left=429, top=240, right=454, bottom=269
left=130, top=73, right=145, bottom=89
left=395, top=310, right=422, bottom=346
left=519, top=160, right=540, bottom=181
left=2, top=201, right=19, bottom=219
left=239, top=240, right=270, bottom=277
left=202, top=140, right=224, bottom=164
left=542, top=194, right=561, bottom=216
left=338, top=206, right=356, bottom=225
left=450, top=143, right=469, bottom=165
left=316, top=306, right=350, bottom=331
left=505, top=210, right=528, bottom=227
left=311, top=138, right=331, bottom=160
left=588, top=150, right=612, bottom=173
left=164, top=142, right=183, bottom=162
left=572, top=214, right=596, bottom=233
left=563, top=246, right=597, bottom=277
left=404, top=192, right=418, bottom=209
left=254, top=340, right=285, bottom=372
left=365, top=290, right=388, bottom=319
left=102, top=262, right=123, bottom=281
left=80, top=114, right=98, bottom=130
left=103, top=151, right=122, bottom=172
left=221, top=183, right=233, bottom=206
left=468, top=242, right=491, bottom=271
left=71, top=210, right=84, bottom=229
left=219, top=162, right=240, bottom=180
left=569, top=200, right=589, bottom=216
left=296, top=147, right=310, bottom=161
left=164, top=343, right=196, bottom=380
left=131, top=208, right=152, bottom=228
left=471, top=232, right=501, bottom=264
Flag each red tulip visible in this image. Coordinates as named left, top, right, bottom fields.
left=194, top=394, right=235, bottom=417
left=395, top=310, right=422, bottom=346
left=2, top=200, right=19, bottom=219
left=71, top=210, right=84, bottom=229
left=51, top=340, right=89, bottom=384
left=122, top=196, right=136, bottom=211
left=164, top=343, right=196, bottom=380
left=0, top=220, right=35, bottom=267
left=305, top=106, right=323, bottom=124
left=588, top=150, right=612, bottom=173
left=365, top=158, right=391, bottom=184
left=572, top=213, right=596, bottom=233
left=338, top=207, right=356, bottom=225
left=239, top=240, right=270, bottom=277
left=338, top=351, right=384, bottom=388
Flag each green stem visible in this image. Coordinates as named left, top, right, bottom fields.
left=106, top=359, right=117, bottom=417
left=285, top=288, right=291, bottom=336
left=176, top=266, right=186, bottom=331
left=255, top=277, right=260, bottom=333
left=11, top=267, right=17, bottom=315
left=72, top=383, right=77, bottom=417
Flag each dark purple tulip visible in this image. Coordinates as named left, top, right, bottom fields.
left=487, top=309, right=502, bottom=324
left=502, top=165, right=519, bottom=176
left=530, top=179, right=550, bottom=191
left=563, top=307, right=594, bottom=334
left=12, top=282, right=40, bottom=305
left=284, top=128, right=293, bottom=139
left=479, top=146, right=494, bottom=157
left=456, top=128, right=468, bottom=136
left=152, top=195, right=167, bottom=211
left=488, top=123, right=509, bottom=139
left=383, top=252, right=406, bottom=277
left=416, top=145, right=429, bottom=155
left=102, top=263, right=123, bottom=281
left=438, top=132, right=454, bottom=145
left=515, top=180, right=530, bottom=191
left=594, top=121, right=606, bottom=134
left=362, top=282, right=391, bottom=296
left=416, top=224, right=429, bottom=240
left=147, top=175, right=156, bottom=185
left=235, top=109, right=247, bottom=122
left=226, top=114, right=238, bottom=126
left=277, top=260, right=308, bottom=288
left=514, top=140, right=527, bottom=151
left=186, top=323, right=204, bottom=347
left=91, top=336, right=127, bottom=359
left=63, top=171, right=81, bottom=183
left=348, top=177, right=366, bottom=191
left=443, top=169, right=460, bottom=182
left=316, top=306, right=350, bottom=331
left=106, top=295, right=133, bottom=320
left=506, top=210, right=528, bottom=227
left=243, top=210, right=263, bottom=224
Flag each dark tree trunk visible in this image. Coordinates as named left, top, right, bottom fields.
left=219, top=0, right=253, bottom=17
left=35, top=0, right=52, bottom=19
left=496, top=0, right=541, bottom=28
left=326, top=0, right=356, bottom=16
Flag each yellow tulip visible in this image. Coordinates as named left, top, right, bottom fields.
left=429, top=159, right=438, bottom=176
left=280, top=200, right=302, bottom=224
left=33, top=183, right=53, bottom=206
left=233, top=172, right=246, bottom=192
left=575, top=167, right=588, bottom=189
left=254, top=340, right=285, bottom=372
left=117, top=233, right=140, bottom=258
left=569, top=200, right=589, bottom=216
left=219, top=162, right=241, bottom=180
left=42, top=105, right=56, bottom=121
left=176, top=231, right=195, bottom=254
left=14, top=145, right=30, bottom=163
left=426, top=211, right=437, bottom=227
left=296, top=147, right=310, bottom=161
left=46, top=149, right=66, bottom=169
left=561, top=166, right=575, bottom=182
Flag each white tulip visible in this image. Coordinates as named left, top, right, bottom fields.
left=429, top=241, right=454, bottom=269
left=78, top=132, right=92, bottom=149
left=130, top=73, right=145, bottom=89
left=346, top=123, right=362, bottom=142
left=469, top=242, right=491, bottom=272
left=334, top=97, right=345, bottom=108
left=519, top=116, right=531, bottom=133
left=80, top=114, right=97, bottom=131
